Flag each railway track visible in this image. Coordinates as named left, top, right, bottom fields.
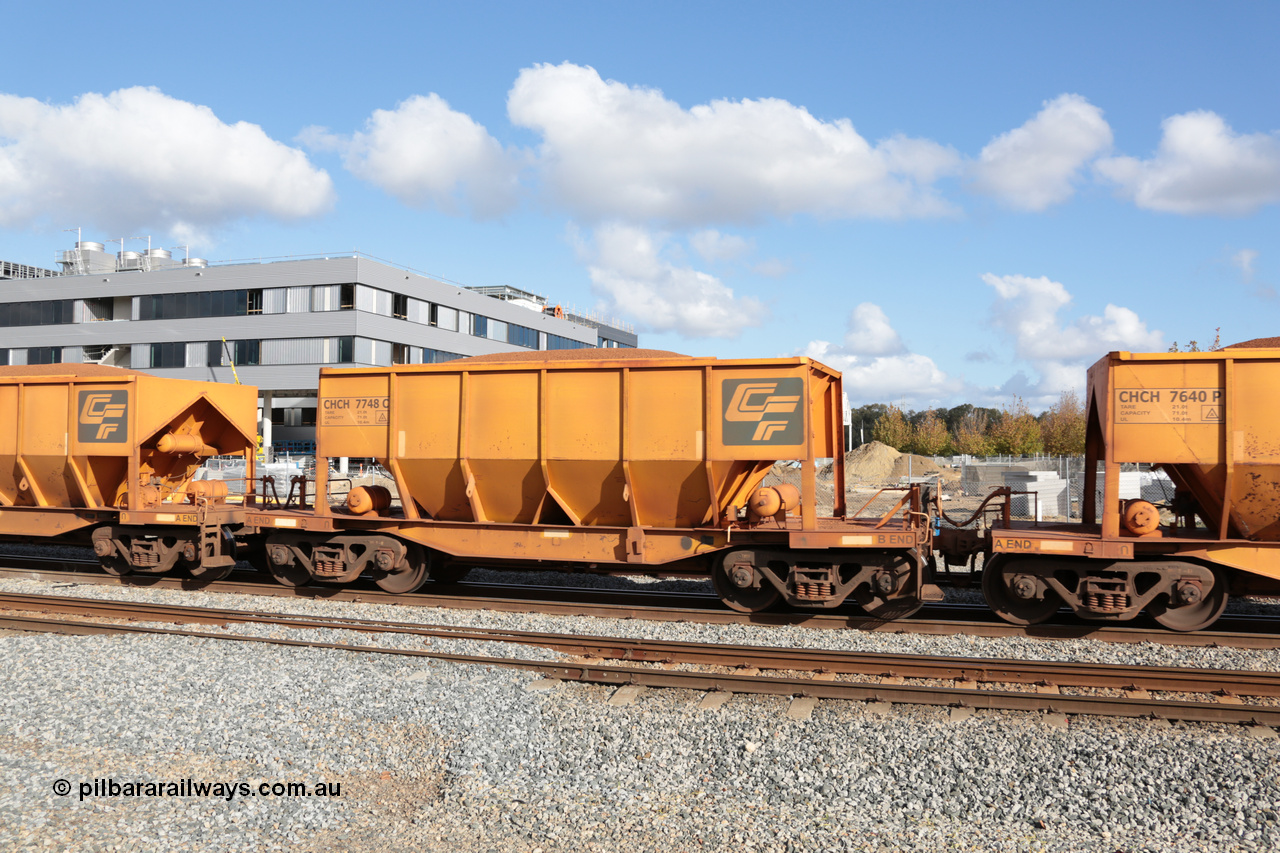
left=1, top=590, right=1278, bottom=726
left=3, top=555, right=1280, bottom=649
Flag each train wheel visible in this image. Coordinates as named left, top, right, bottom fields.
left=982, top=556, right=1063, bottom=626
left=375, top=544, right=430, bottom=594
left=265, top=538, right=311, bottom=588
left=188, top=561, right=234, bottom=582
left=98, top=555, right=132, bottom=576
left=859, top=595, right=923, bottom=621
left=712, top=556, right=780, bottom=613
left=1147, top=568, right=1229, bottom=632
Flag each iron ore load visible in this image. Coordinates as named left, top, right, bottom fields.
left=2, top=342, right=1279, bottom=632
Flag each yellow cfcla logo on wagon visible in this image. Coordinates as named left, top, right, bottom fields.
left=724, top=383, right=800, bottom=442
left=725, top=383, right=800, bottom=421
left=79, top=392, right=127, bottom=441
left=722, top=379, right=804, bottom=446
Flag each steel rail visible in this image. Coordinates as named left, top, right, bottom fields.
left=0, top=609, right=1276, bottom=726
left=4, top=562, right=1280, bottom=650
left=3, top=592, right=1280, bottom=699
left=2, top=550, right=1280, bottom=645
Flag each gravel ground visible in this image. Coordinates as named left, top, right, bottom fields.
left=2, top=566, right=1280, bottom=851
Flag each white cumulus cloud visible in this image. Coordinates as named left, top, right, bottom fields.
left=969, top=94, right=1113, bottom=210
left=690, top=229, right=753, bottom=262
left=574, top=223, right=767, bottom=339
left=0, top=87, right=333, bottom=237
left=983, top=272, right=1163, bottom=397
left=802, top=307, right=959, bottom=404
left=1096, top=111, right=1280, bottom=215
left=508, top=62, right=960, bottom=225
left=302, top=94, right=524, bottom=218
left=841, top=303, right=905, bottom=356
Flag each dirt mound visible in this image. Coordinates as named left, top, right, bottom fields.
left=889, top=453, right=942, bottom=479
left=844, top=441, right=902, bottom=481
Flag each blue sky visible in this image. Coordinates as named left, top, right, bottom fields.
left=2, top=1, right=1276, bottom=409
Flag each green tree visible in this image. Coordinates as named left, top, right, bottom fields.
left=1040, top=389, right=1086, bottom=456
left=910, top=409, right=952, bottom=456
left=953, top=410, right=994, bottom=456
left=988, top=397, right=1044, bottom=456
left=871, top=404, right=911, bottom=451
left=847, top=403, right=888, bottom=446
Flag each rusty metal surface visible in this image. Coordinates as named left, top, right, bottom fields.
left=2, top=603, right=1278, bottom=726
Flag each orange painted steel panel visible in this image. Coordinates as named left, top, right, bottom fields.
left=0, top=366, right=257, bottom=516
left=317, top=353, right=844, bottom=533
left=1091, top=348, right=1280, bottom=543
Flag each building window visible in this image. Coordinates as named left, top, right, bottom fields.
left=431, top=304, right=459, bottom=331
left=424, top=348, right=463, bottom=364
left=28, top=346, right=62, bottom=364
left=472, top=315, right=488, bottom=338
left=546, top=334, right=590, bottom=350
left=139, top=289, right=263, bottom=321
left=0, top=349, right=8, bottom=365
left=232, top=339, right=260, bottom=365
left=392, top=343, right=410, bottom=365
left=508, top=324, right=538, bottom=349
left=207, top=339, right=259, bottom=366
left=0, top=299, right=76, bottom=327
left=337, top=335, right=354, bottom=363
left=393, top=294, right=408, bottom=320
left=149, top=342, right=186, bottom=368
left=340, top=283, right=355, bottom=310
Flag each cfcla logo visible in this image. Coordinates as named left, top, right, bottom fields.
left=722, top=378, right=803, bottom=445
left=78, top=390, right=128, bottom=442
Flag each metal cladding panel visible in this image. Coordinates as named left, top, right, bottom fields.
left=1094, top=349, right=1280, bottom=541
left=318, top=355, right=844, bottom=530
left=261, top=338, right=324, bottom=365
left=287, top=287, right=310, bottom=313
left=263, top=288, right=288, bottom=314
left=311, top=285, right=341, bottom=311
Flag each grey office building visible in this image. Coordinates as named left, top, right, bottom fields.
left=0, top=241, right=637, bottom=453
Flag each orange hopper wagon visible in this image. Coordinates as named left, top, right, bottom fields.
left=978, top=340, right=1280, bottom=631
left=0, top=364, right=257, bottom=579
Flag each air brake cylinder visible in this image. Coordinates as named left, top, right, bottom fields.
left=156, top=433, right=219, bottom=457
left=347, top=485, right=393, bottom=516
left=748, top=483, right=801, bottom=520
left=1122, top=499, right=1160, bottom=536
left=187, top=480, right=229, bottom=503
